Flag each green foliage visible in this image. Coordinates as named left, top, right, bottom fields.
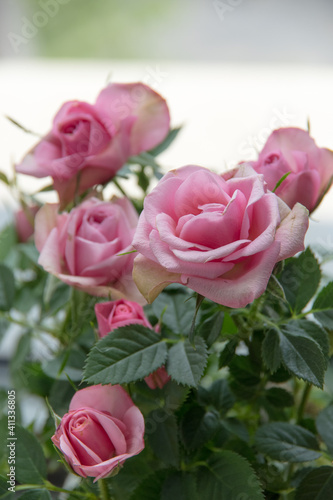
left=84, top=325, right=168, bottom=385
left=15, top=425, right=47, bottom=484
left=146, top=410, right=179, bottom=467
left=180, top=405, right=220, bottom=450
left=255, top=422, right=321, bottom=462
left=262, top=321, right=328, bottom=387
left=17, top=491, right=52, bottom=500
left=167, top=337, right=207, bottom=387
left=197, top=451, right=264, bottom=500
left=152, top=289, right=197, bottom=335
left=279, top=248, right=321, bottom=313
left=313, top=282, right=333, bottom=329
left=0, top=265, right=15, bottom=311
left=295, top=466, right=333, bottom=500
left=316, top=404, right=333, bottom=456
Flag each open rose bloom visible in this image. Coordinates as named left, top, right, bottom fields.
left=249, top=128, right=333, bottom=212
left=51, top=385, right=145, bottom=481
left=35, top=196, right=143, bottom=301
left=133, top=164, right=309, bottom=308
left=16, top=83, right=170, bottom=207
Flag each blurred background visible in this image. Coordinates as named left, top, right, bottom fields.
left=1, top=0, right=333, bottom=62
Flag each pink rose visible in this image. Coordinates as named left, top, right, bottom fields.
left=16, top=83, right=170, bottom=207
left=15, top=205, right=39, bottom=242
left=249, top=128, right=333, bottom=212
left=95, top=299, right=152, bottom=337
left=51, top=384, right=145, bottom=481
left=95, top=299, right=170, bottom=389
left=132, top=164, right=309, bottom=308
left=35, top=196, right=143, bottom=302
left=144, top=367, right=171, bottom=390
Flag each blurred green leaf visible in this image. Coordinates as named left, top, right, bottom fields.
left=198, top=379, right=235, bottom=413
left=197, top=451, right=264, bottom=500
left=255, top=422, right=321, bottom=462
left=316, top=404, right=333, bottom=456
left=15, top=425, right=47, bottom=484
left=264, top=387, right=294, bottom=408
left=180, top=405, right=219, bottom=450
left=161, top=472, right=198, bottom=500
left=313, top=282, right=333, bottom=329
left=295, top=466, right=333, bottom=500
left=148, top=127, right=181, bottom=157
left=0, top=265, right=15, bottom=311
left=0, top=225, right=17, bottom=262
left=147, top=410, right=179, bottom=467
left=17, top=491, right=52, bottom=500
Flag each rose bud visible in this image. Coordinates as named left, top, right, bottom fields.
left=95, top=299, right=170, bottom=389
left=51, top=384, right=145, bottom=481
left=15, top=205, right=39, bottom=242
left=249, top=127, right=333, bottom=213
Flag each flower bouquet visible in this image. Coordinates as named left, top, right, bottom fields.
left=1, top=80, right=333, bottom=500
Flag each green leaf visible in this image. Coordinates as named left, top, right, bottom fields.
left=219, top=337, right=238, bottom=368
left=129, top=471, right=169, bottom=500
left=262, top=329, right=282, bottom=373
left=0, top=225, right=17, bottom=261
left=84, top=325, right=168, bottom=385
left=15, top=424, right=47, bottom=484
left=161, top=472, right=198, bottom=500
left=127, top=152, right=160, bottom=170
left=280, top=248, right=321, bottom=313
left=229, top=355, right=261, bottom=386
left=197, top=451, right=264, bottom=500
left=180, top=405, right=220, bottom=450
left=5, top=115, right=40, bottom=136
left=148, top=127, right=181, bottom=157
left=17, top=491, right=52, bottom=500
left=266, top=274, right=286, bottom=300
left=167, top=337, right=207, bottom=387
left=0, top=475, right=10, bottom=498
left=295, top=466, right=333, bottom=500
left=0, top=265, right=15, bottom=311
left=255, top=422, right=321, bottom=462
left=313, top=282, right=333, bottom=329
left=316, top=405, right=333, bottom=456
left=164, top=381, right=189, bottom=411
left=198, top=379, right=235, bottom=413
left=198, top=311, right=224, bottom=347
left=0, top=172, right=10, bottom=185
left=278, top=322, right=327, bottom=387
left=152, top=291, right=197, bottom=335
left=264, top=387, right=294, bottom=408
left=220, top=417, right=249, bottom=442
left=273, top=171, right=291, bottom=192
left=146, top=410, right=179, bottom=467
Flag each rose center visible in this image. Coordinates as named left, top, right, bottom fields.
left=114, top=305, right=132, bottom=316
left=264, top=153, right=280, bottom=165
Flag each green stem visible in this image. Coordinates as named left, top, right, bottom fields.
left=297, top=383, right=312, bottom=423
left=113, top=178, right=128, bottom=197
left=1, top=312, right=59, bottom=337
left=98, top=478, right=112, bottom=500
left=15, top=482, right=97, bottom=499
